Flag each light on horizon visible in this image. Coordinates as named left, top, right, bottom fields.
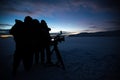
left=0, top=35, right=13, bottom=38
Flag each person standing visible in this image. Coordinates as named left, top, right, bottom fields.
left=40, top=20, right=52, bottom=64
left=10, top=16, right=34, bottom=76
left=10, top=19, right=25, bottom=75
left=23, top=16, right=34, bottom=71
left=32, top=19, right=43, bottom=64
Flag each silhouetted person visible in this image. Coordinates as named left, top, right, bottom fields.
left=9, top=19, right=25, bottom=75
left=32, top=19, right=45, bottom=64
left=10, top=16, right=34, bottom=76
left=40, top=20, right=52, bottom=64
left=23, top=16, right=34, bottom=71
left=32, top=19, right=39, bottom=64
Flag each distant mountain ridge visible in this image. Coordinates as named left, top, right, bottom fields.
left=69, top=30, right=120, bottom=37
left=0, top=29, right=120, bottom=37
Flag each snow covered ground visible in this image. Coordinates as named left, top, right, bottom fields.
left=0, top=37, right=120, bottom=80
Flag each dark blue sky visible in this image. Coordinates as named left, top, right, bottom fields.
left=0, top=0, right=120, bottom=33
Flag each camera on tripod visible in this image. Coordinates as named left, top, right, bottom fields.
left=51, top=31, right=65, bottom=44
left=52, top=35, right=65, bottom=42
left=50, top=31, right=65, bottom=70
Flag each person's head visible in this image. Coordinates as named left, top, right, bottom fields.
left=24, top=16, right=32, bottom=23
left=41, top=19, right=51, bottom=31
left=41, top=20, right=46, bottom=24
left=33, top=19, right=39, bottom=24
left=15, top=19, right=23, bottom=23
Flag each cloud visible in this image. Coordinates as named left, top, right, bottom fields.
left=68, top=0, right=120, bottom=13
left=0, top=0, right=119, bottom=17
left=107, top=20, right=120, bottom=26
left=87, top=19, right=120, bottom=32
left=0, top=23, right=12, bottom=29
left=0, top=24, right=12, bottom=27
left=0, top=0, right=71, bottom=17
left=105, top=20, right=120, bottom=30
left=89, top=25, right=98, bottom=28
left=87, top=25, right=105, bottom=32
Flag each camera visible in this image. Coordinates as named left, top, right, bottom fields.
left=51, top=31, right=65, bottom=45
left=52, top=35, right=65, bottom=43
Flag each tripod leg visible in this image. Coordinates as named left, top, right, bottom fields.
left=51, top=46, right=54, bottom=55
left=54, top=45, right=65, bottom=70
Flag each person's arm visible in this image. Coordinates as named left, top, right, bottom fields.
left=9, top=25, right=16, bottom=35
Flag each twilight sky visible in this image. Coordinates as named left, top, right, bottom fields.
left=0, top=0, right=120, bottom=33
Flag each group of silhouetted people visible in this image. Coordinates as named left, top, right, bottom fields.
left=10, top=16, right=53, bottom=75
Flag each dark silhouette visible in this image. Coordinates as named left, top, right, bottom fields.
left=32, top=19, right=40, bottom=64
left=10, top=16, right=65, bottom=76
left=40, top=20, right=52, bottom=64
left=50, top=31, right=65, bottom=70
left=9, top=19, right=24, bottom=75
left=23, top=16, right=34, bottom=71
left=32, top=19, right=44, bottom=64
left=10, top=16, right=34, bottom=75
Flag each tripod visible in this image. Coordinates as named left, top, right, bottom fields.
left=51, top=41, right=65, bottom=70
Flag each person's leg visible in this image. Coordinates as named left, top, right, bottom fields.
left=23, top=49, right=33, bottom=72
left=35, top=51, right=39, bottom=64
left=46, top=46, right=52, bottom=64
left=40, top=48, right=45, bottom=64
left=13, top=50, right=21, bottom=75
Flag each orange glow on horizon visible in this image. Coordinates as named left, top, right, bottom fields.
left=0, top=35, right=13, bottom=38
